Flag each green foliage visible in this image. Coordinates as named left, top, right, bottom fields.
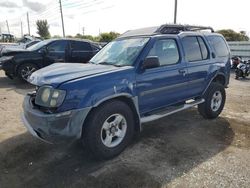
left=51, top=35, right=62, bottom=39
left=75, top=33, right=95, bottom=41
left=36, top=20, right=51, bottom=39
left=99, top=32, right=120, bottom=42
left=217, top=29, right=249, bottom=41
left=73, top=32, right=119, bottom=42
left=50, top=31, right=120, bottom=42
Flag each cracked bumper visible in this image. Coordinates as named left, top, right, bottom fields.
left=22, top=96, right=91, bottom=143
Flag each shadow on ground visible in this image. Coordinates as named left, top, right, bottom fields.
left=0, top=109, right=234, bottom=188
left=0, top=76, right=34, bottom=95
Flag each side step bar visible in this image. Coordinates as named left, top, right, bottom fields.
left=141, top=98, right=205, bottom=123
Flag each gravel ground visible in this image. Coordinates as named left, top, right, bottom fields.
left=0, top=70, right=249, bottom=188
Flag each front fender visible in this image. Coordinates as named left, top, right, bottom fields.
left=57, top=68, right=136, bottom=112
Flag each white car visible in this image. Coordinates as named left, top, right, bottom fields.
left=0, top=36, right=41, bottom=56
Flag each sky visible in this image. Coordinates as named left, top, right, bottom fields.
left=0, top=0, right=250, bottom=38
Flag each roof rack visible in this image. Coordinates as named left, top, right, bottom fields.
left=119, top=24, right=215, bottom=38
left=157, top=24, right=214, bottom=34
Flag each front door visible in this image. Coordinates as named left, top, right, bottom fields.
left=44, top=40, right=68, bottom=66
left=136, top=38, right=189, bottom=114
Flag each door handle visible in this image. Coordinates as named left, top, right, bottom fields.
left=178, top=69, right=187, bottom=76
left=56, top=59, right=64, bottom=62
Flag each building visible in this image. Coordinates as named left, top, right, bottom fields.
left=228, top=41, right=250, bottom=60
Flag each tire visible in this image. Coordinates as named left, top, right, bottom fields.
left=198, top=82, right=226, bottom=119
left=83, top=100, right=135, bottom=159
left=17, top=63, right=38, bottom=82
left=235, top=69, right=243, bottom=78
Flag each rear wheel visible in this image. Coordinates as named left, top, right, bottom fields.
left=17, top=63, right=38, bottom=82
left=235, top=69, right=243, bottom=79
left=83, top=100, right=135, bottom=159
left=198, top=82, right=226, bottom=119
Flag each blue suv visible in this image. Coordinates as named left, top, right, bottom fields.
left=22, top=25, right=231, bottom=159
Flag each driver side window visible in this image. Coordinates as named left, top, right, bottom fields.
left=147, top=39, right=180, bottom=66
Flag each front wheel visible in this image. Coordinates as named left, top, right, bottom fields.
left=17, top=63, right=38, bottom=82
left=198, top=82, right=226, bottom=119
left=83, top=100, right=135, bottom=159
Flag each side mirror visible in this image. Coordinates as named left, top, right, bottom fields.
left=38, top=48, right=47, bottom=54
left=142, top=56, right=160, bottom=69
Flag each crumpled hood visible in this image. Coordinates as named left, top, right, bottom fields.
left=1, top=48, right=29, bottom=56
left=28, top=63, right=123, bottom=87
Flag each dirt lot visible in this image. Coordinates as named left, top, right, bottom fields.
left=0, top=70, right=249, bottom=188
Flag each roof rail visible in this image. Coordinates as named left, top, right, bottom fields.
left=157, top=24, right=214, bottom=34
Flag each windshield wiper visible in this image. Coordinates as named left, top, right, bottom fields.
left=98, top=62, right=114, bottom=65
left=98, top=62, right=123, bottom=67
left=92, top=61, right=124, bottom=67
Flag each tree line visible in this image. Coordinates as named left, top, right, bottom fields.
left=36, top=20, right=120, bottom=42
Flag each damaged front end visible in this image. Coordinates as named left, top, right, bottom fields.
left=22, top=88, right=91, bottom=144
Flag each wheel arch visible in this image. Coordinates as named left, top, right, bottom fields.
left=211, top=73, right=226, bottom=86
left=82, top=94, right=141, bottom=138
left=15, top=61, right=41, bottom=76
left=203, top=72, right=227, bottom=96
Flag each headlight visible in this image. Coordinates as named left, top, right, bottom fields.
left=35, top=86, right=66, bottom=108
left=0, top=56, right=13, bottom=62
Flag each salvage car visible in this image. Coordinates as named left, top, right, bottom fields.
left=0, top=38, right=100, bottom=81
left=22, top=24, right=231, bottom=159
left=0, top=39, right=41, bottom=57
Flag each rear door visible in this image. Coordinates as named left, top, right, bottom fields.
left=181, top=36, right=212, bottom=98
left=44, top=40, right=68, bottom=66
left=136, top=37, right=189, bottom=114
left=206, top=35, right=231, bottom=85
left=69, top=41, right=94, bottom=63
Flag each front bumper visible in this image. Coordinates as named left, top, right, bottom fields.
left=22, top=95, right=91, bottom=143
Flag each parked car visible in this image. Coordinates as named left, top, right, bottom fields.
left=22, top=24, right=231, bottom=159
left=0, top=39, right=41, bottom=57
left=0, top=38, right=100, bottom=81
left=0, top=35, right=38, bottom=49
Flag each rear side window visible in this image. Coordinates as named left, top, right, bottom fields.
left=182, top=36, right=208, bottom=62
left=198, top=37, right=208, bottom=59
left=207, top=36, right=229, bottom=57
left=71, top=41, right=92, bottom=51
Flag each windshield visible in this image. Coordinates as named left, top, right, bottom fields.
left=90, top=37, right=149, bottom=66
left=27, top=40, right=51, bottom=51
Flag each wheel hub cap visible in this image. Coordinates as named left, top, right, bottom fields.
left=211, top=91, right=222, bottom=112
left=101, top=113, right=127, bottom=148
left=21, top=66, right=36, bottom=80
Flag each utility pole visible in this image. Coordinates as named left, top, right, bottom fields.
left=82, top=27, right=85, bottom=35
left=21, top=21, right=23, bottom=37
left=6, top=20, right=10, bottom=34
left=59, top=0, right=65, bottom=37
left=174, top=0, right=178, bottom=24
left=27, top=12, right=30, bottom=35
